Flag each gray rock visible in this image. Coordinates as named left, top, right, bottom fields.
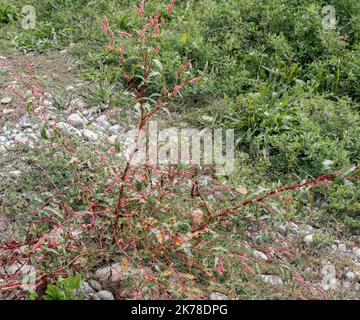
left=94, top=266, right=111, bottom=281
left=287, top=222, right=299, bottom=233
left=98, top=290, right=115, bottom=300
left=304, top=234, right=314, bottom=245
left=353, top=247, right=360, bottom=259
left=321, top=274, right=337, bottom=290
left=2, top=108, right=14, bottom=114
left=82, top=129, right=99, bottom=141
left=108, top=125, right=121, bottom=135
left=21, top=123, right=33, bottom=129
left=65, top=85, right=75, bottom=92
left=0, top=146, right=6, bottom=153
left=107, top=135, right=118, bottom=146
left=209, top=292, right=228, bottom=300
left=345, top=272, right=356, bottom=282
left=321, top=264, right=336, bottom=276
left=9, top=170, right=22, bottom=177
left=96, top=115, right=111, bottom=129
left=261, top=275, right=283, bottom=286
left=88, top=279, right=102, bottom=291
left=14, top=133, right=30, bottom=144
left=94, top=263, right=136, bottom=283
left=0, top=215, right=9, bottom=232
left=81, top=282, right=96, bottom=294
left=338, top=243, right=347, bottom=253
left=1, top=96, right=12, bottom=104
left=2, top=262, right=32, bottom=276
left=254, top=250, right=268, bottom=261
left=82, top=106, right=98, bottom=117
left=278, top=225, right=287, bottom=236
left=67, top=114, right=85, bottom=129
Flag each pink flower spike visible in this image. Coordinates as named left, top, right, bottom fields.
left=167, top=0, right=176, bottom=14
left=117, top=31, right=132, bottom=38
left=189, top=77, right=202, bottom=84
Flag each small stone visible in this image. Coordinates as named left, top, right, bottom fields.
left=353, top=247, right=360, bottom=259
left=107, top=135, right=118, bottom=146
left=108, top=125, right=121, bottom=135
left=88, top=279, right=102, bottom=291
left=65, top=85, right=75, bottom=92
left=261, top=275, right=283, bottom=286
left=0, top=146, right=6, bottom=153
left=0, top=215, right=9, bottom=232
left=94, top=266, right=111, bottom=281
left=2, top=109, right=14, bottom=114
left=82, top=106, right=98, bottom=116
left=82, top=129, right=99, bottom=141
left=345, top=272, right=356, bottom=282
left=95, top=263, right=136, bottom=283
left=81, top=282, right=96, bottom=294
left=96, top=115, right=111, bottom=129
left=98, top=290, right=115, bottom=300
left=1, top=96, right=12, bottom=104
left=338, top=243, right=347, bottom=253
left=67, top=114, right=85, bottom=129
left=278, top=225, right=287, bottom=236
left=254, top=250, right=268, bottom=261
left=321, top=274, right=337, bottom=290
left=209, top=292, right=228, bottom=300
left=2, top=262, right=32, bottom=276
left=304, top=234, right=314, bottom=245
left=9, top=170, right=22, bottom=177
left=14, top=133, right=30, bottom=144
left=287, top=222, right=299, bottom=233
left=321, top=264, right=336, bottom=276
left=21, top=123, right=33, bottom=129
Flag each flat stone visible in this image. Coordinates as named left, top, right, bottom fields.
left=108, top=125, right=121, bottom=135
left=67, top=114, right=85, bottom=129
left=98, top=290, right=115, bottom=300
left=304, top=234, right=314, bottom=245
left=82, top=129, right=99, bottom=141
left=88, top=279, right=102, bottom=291
left=96, top=115, right=111, bottom=129
left=107, top=135, right=118, bottom=145
left=209, top=292, right=228, bottom=300
left=353, top=247, right=360, bottom=259
left=254, top=250, right=268, bottom=261
left=278, top=225, right=287, bottom=236
left=0, top=214, right=9, bottom=232
left=261, top=275, right=283, bottom=286
left=81, top=282, right=96, bottom=294
left=321, top=274, right=337, bottom=290
left=345, top=272, right=356, bottom=282
left=1, top=96, right=12, bottom=104
left=2, top=109, right=14, bottom=114
left=14, top=133, right=30, bottom=144
left=94, top=263, right=136, bottom=283
left=9, top=170, right=22, bottom=177
left=338, top=243, right=347, bottom=253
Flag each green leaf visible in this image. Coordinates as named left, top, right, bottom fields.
left=40, top=125, right=48, bottom=140
left=180, top=32, right=190, bottom=45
